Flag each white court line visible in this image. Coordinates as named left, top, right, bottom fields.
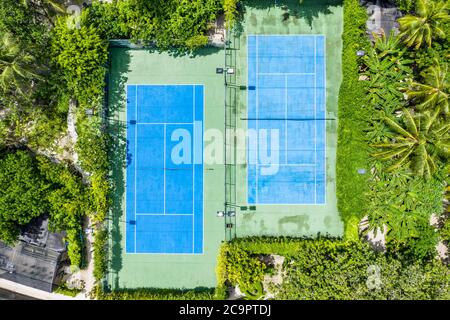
left=285, top=75, right=288, bottom=165
left=314, top=36, right=317, bottom=205
left=201, top=84, right=205, bottom=254
left=126, top=84, right=207, bottom=255
left=323, top=35, right=328, bottom=205
left=192, top=85, right=195, bottom=254
left=138, top=122, right=193, bottom=125
left=256, top=36, right=259, bottom=203
left=163, top=123, right=166, bottom=215
left=134, top=85, right=137, bottom=253
left=258, top=72, right=315, bottom=76
left=136, top=213, right=194, bottom=216
left=256, top=163, right=316, bottom=167
left=250, top=35, right=327, bottom=206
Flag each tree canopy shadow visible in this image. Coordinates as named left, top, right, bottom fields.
left=105, top=45, right=131, bottom=290
left=240, top=0, right=343, bottom=28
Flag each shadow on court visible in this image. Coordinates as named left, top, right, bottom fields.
left=106, top=47, right=131, bottom=290
left=138, top=43, right=223, bottom=59
left=239, top=0, right=342, bottom=29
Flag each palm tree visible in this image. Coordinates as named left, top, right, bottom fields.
left=372, top=29, right=403, bottom=59
left=398, top=0, right=450, bottom=49
left=402, top=61, right=449, bottom=115
left=21, top=0, right=66, bottom=13
left=363, top=31, right=412, bottom=112
left=0, top=33, right=40, bottom=96
left=371, top=108, right=450, bottom=178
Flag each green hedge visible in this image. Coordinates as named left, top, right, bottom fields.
left=84, top=0, right=224, bottom=50
left=336, top=0, right=372, bottom=239
left=216, top=242, right=266, bottom=294
left=219, top=237, right=450, bottom=300
left=224, top=0, right=240, bottom=28
left=55, top=284, right=82, bottom=297
left=97, top=288, right=216, bottom=300
left=93, top=227, right=108, bottom=282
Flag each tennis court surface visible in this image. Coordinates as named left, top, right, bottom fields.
left=126, top=84, right=204, bottom=254
left=247, top=35, right=326, bottom=205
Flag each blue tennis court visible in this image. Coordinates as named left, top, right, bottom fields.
left=126, top=85, right=204, bottom=254
left=247, top=35, right=326, bottom=205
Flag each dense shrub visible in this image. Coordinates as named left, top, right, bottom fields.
left=219, top=237, right=450, bottom=300
left=83, top=0, right=224, bottom=51
left=51, top=20, right=108, bottom=105
left=224, top=0, right=240, bottom=28
left=0, top=150, right=50, bottom=243
left=336, top=0, right=371, bottom=238
left=276, top=239, right=450, bottom=300
left=93, top=227, right=108, bottom=282
left=55, top=284, right=82, bottom=297
left=98, top=288, right=216, bottom=300
left=0, top=150, right=88, bottom=267
left=217, top=242, right=267, bottom=293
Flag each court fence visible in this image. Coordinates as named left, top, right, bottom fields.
left=224, top=27, right=238, bottom=241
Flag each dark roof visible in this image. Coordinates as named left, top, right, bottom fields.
left=0, top=287, right=37, bottom=300
left=0, top=216, right=67, bottom=293
left=19, top=216, right=66, bottom=253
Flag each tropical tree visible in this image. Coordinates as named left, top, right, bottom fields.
left=371, top=108, right=450, bottom=177
left=398, top=0, right=450, bottom=49
left=21, top=0, right=67, bottom=25
left=402, top=61, right=449, bottom=115
left=363, top=31, right=412, bottom=112
left=0, top=33, right=41, bottom=97
left=0, top=151, right=50, bottom=244
left=372, top=29, right=405, bottom=59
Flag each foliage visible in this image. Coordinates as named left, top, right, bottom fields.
left=398, top=0, right=450, bottom=49
left=20, top=0, right=66, bottom=25
left=0, top=150, right=89, bottom=266
left=0, top=33, right=42, bottom=97
left=97, top=287, right=216, bottom=300
left=364, top=167, right=444, bottom=258
left=93, top=227, right=108, bottom=282
left=0, top=150, right=50, bottom=243
left=358, top=0, right=450, bottom=257
left=336, top=0, right=371, bottom=237
left=37, top=156, right=88, bottom=267
left=394, top=0, right=416, bottom=12
left=220, top=238, right=450, bottom=300
left=55, top=283, right=82, bottom=297
left=371, top=108, right=450, bottom=177
left=89, top=172, right=110, bottom=223
left=37, top=156, right=89, bottom=231
left=0, top=0, right=67, bottom=149
left=51, top=20, right=108, bottom=104
left=224, top=0, right=240, bottom=28
left=0, top=0, right=50, bottom=46
left=217, top=243, right=267, bottom=293
left=441, top=216, right=450, bottom=242
left=402, top=61, right=449, bottom=115
left=242, top=281, right=264, bottom=300
left=84, top=0, right=223, bottom=51
left=50, top=14, right=110, bottom=272
left=66, top=229, right=82, bottom=269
